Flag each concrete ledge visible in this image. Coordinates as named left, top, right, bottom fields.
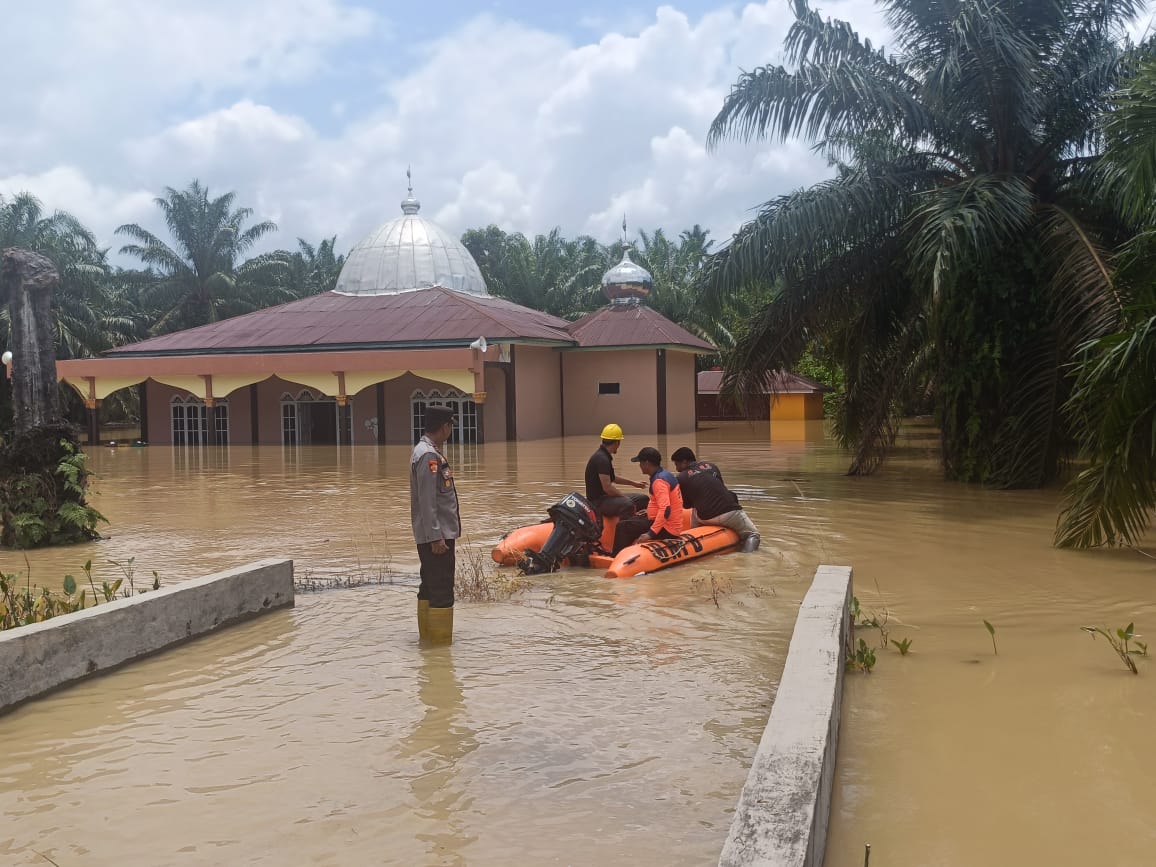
left=719, top=564, right=853, bottom=867
left=0, top=558, right=294, bottom=714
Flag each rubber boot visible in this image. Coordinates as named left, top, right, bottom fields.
left=417, top=599, right=431, bottom=645
left=426, top=606, right=454, bottom=647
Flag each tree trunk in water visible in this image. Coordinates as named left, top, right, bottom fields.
left=0, top=248, right=103, bottom=548
left=1, top=248, right=62, bottom=432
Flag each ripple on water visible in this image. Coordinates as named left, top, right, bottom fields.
left=5, top=427, right=1152, bottom=865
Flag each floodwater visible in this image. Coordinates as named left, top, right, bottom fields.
left=1, top=423, right=1153, bottom=866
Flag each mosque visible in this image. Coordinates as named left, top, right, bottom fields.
left=55, top=185, right=715, bottom=446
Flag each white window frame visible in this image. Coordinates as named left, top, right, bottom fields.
left=280, top=389, right=353, bottom=445
left=411, top=389, right=478, bottom=445
left=170, top=395, right=228, bottom=446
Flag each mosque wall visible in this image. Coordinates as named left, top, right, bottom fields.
left=664, top=351, right=697, bottom=435
left=513, top=345, right=563, bottom=440
left=561, top=349, right=659, bottom=437
left=350, top=383, right=380, bottom=444
left=142, top=379, right=255, bottom=445
left=482, top=366, right=507, bottom=443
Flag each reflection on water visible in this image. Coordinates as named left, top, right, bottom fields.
left=0, top=421, right=1153, bottom=865
left=0, top=428, right=793, bottom=866
left=398, top=650, right=477, bottom=867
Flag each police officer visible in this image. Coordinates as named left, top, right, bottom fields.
left=584, top=423, right=648, bottom=521
left=410, top=405, right=461, bottom=646
left=670, top=447, right=761, bottom=552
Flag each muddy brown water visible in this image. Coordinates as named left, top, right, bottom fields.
left=1, top=421, right=1153, bottom=866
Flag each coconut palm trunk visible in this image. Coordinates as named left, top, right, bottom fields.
left=0, top=248, right=103, bottom=548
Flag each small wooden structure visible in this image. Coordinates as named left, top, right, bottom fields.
left=696, top=369, right=832, bottom=423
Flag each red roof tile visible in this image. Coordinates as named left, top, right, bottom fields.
left=566, top=304, right=715, bottom=352
left=697, top=369, right=834, bottom=394
left=109, top=287, right=576, bottom=355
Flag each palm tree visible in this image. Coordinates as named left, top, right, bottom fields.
left=462, top=226, right=605, bottom=318
left=1055, top=51, right=1156, bottom=547
left=116, top=180, right=289, bottom=333
left=701, top=0, right=1151, bottom=487
left=278, top=236, right=346, bottom=297
left=632, top=226, right=738, bottom=351
left=0, top=192, right=126, bottom=359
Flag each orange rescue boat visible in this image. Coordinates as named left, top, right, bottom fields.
left=491, top=494, right=740, bottom=579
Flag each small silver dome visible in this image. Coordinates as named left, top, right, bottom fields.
left=601, top=247, right=652, bottom=303
left=334, top=184, right=487, bottom=297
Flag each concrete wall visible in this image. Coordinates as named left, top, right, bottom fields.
left=0, top=559, right=294, bottom=715
left=514, top=345, right=563, bottom=440
left=719, top=564, right=852, bottom=867
left=665, top=351, right=697, bottom=434
left=483, top=365, right=508, bottom=443
left=561, top=349, right=658, bottom=437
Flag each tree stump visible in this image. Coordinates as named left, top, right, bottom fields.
left=0, top=248, right=102, bottom=548
left=2, top=249, right=62, bottom=431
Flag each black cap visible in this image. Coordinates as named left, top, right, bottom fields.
left=424, top=405, right=457, bottom=428
left=670, top=447, right=696, bottom=463
left=629, top=446, right=663, bottom=464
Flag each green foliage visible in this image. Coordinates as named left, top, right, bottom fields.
left=891, top=637, right=913, bottom=656
left=793, top=343, right=844, bottom=416
left=983, top=619, right=998, bottom=655
left=846, top=637, right=877, bottom=673
left=462, top=225, right=605, bottom=318
left=701, top=0, right=1153, bottom=488
left=0, top=560, right=161, bottom=631
left=1081, top=623, right=1143, bottom=674
left=273, top=236, right=346, bottom=297
left=460, top=224, right=751, bottom=348
left=116, top=180, right=289, bottom=334
left=1056, top=314, right=1156, bottom=546
left=0, top=431, right=105, bottom=549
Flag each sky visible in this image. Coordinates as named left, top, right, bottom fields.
left=1, top=0, right=1150, bottom=264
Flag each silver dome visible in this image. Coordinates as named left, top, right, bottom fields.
left=334, top=190, right=488, bottom=297
left=600, top=247, right=653, bottom=303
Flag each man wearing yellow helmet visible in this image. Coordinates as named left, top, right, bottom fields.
left=584, top=422, right=648, bottom=522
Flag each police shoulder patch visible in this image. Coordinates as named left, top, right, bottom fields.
left=428, top=459, right=439, bottom=473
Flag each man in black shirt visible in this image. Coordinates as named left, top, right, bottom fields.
left=585, top=423, right=648, bottom=520
left=671, top=447, right=761, bottom=552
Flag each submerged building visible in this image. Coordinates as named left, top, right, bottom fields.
left=56, top=187, right=714, bottom=445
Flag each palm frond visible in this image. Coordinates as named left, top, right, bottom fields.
left=1056, top=314, right=1156, bottom=546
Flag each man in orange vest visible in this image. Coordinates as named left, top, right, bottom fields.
left=611, top=446, right=684, bottom=553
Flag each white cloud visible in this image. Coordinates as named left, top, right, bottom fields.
left=0, top=166, right=155, bottom=251
left=1, top=0, right=893, bottom=264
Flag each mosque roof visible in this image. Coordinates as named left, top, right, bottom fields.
left=696, top=369, right=834, bottom=394
left=106, top=287, right=575, bottom=356
left=333, top=184, right=488, bottom=297
left=566, top=303, right=716, bottom=352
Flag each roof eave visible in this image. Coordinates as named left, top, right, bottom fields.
left=105, top=336, right=577, bottom=358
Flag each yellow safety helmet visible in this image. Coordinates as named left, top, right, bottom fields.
left=600, top=423, right=624, bottom=441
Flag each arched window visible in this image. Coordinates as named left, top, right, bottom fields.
left=171, top=395, right=228, bottom=446
left=411, top=389, right=478, bottom=445
left=280, top=389, right=353, bottom=446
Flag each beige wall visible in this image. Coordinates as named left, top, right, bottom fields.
left=350, top=383, right=380, bottom=444
left=144, top=379, right=254, bottom=445
left=562, top=349, right=659, bottom=437
left=137, top=346, right=697, bottom=445
left=665, top=351, right=697, bottom=435
left=513, top=345, right=563, bottom=440
left=483, top=365, right=507, bottom=443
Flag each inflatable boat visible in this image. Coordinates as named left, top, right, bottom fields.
left=491, top=492, right=741, bottom=579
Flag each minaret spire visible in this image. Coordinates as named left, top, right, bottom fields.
left=400, top=165, right=421, bottom=215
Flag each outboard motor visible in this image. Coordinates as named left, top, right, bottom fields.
left=521, top=492, right=602, bottom=574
